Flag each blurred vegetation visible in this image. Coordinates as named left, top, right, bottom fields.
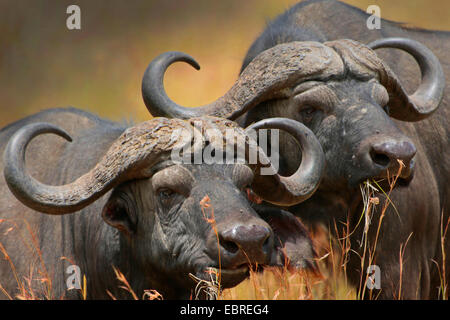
left=0, top=0, right=449, bottom=127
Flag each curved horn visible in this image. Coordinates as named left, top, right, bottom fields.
left=142, top=52, right=204, bottom=118
left=142, top=42, right=343, bottom=120
left=3, top=119, right=196, bottom=215
left=246, top=118, right=325, bottom=206
left=368, top=37, right=445, bottom=121
left=4, top=123, right=74, bottom=213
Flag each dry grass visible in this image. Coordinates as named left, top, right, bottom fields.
left=0, top=219, right=56, bottom=300
left=433, top=210, right=449, bottom=300
left=221, top=266, right=354, bottom=300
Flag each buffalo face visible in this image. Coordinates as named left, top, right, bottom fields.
left=262, top=78, right=416, bottom=190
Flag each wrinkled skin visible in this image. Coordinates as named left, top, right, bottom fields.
left=240, top=0, right=449, bottom=299
left=0, top=108, right=315, bottom=299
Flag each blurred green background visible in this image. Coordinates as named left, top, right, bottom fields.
left=1, top=0, right=449, bottom=127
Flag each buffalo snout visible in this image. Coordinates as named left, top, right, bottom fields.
left=218, top=222, right=273, bottom=266
left=207, top=218, right=274, bottom=270
left=370, top=139, right=416, bottom=169
left=354, top=133, right=416, bottom=184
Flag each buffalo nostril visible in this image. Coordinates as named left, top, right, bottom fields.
left=370, top=151, right=391, bottom=167
left=219, top=235, right=240, bottom=254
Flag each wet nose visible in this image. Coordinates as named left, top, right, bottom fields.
left=370, top=140, right=416, bottom=169
left=218, top=223, right=273, bottom=266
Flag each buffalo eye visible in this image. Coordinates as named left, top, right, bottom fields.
left=158, top=188, right=175, bottom=200
left=157, top=187, right=181, bottom=209
left=299, top=106, right=317, bottom=123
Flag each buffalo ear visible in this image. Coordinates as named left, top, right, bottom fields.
left=102, top=192, right=137, bottom=237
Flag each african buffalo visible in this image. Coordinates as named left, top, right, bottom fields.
left=141, top=0, right=449, bottom=299
left=0, top=108, right=324, bottom=299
